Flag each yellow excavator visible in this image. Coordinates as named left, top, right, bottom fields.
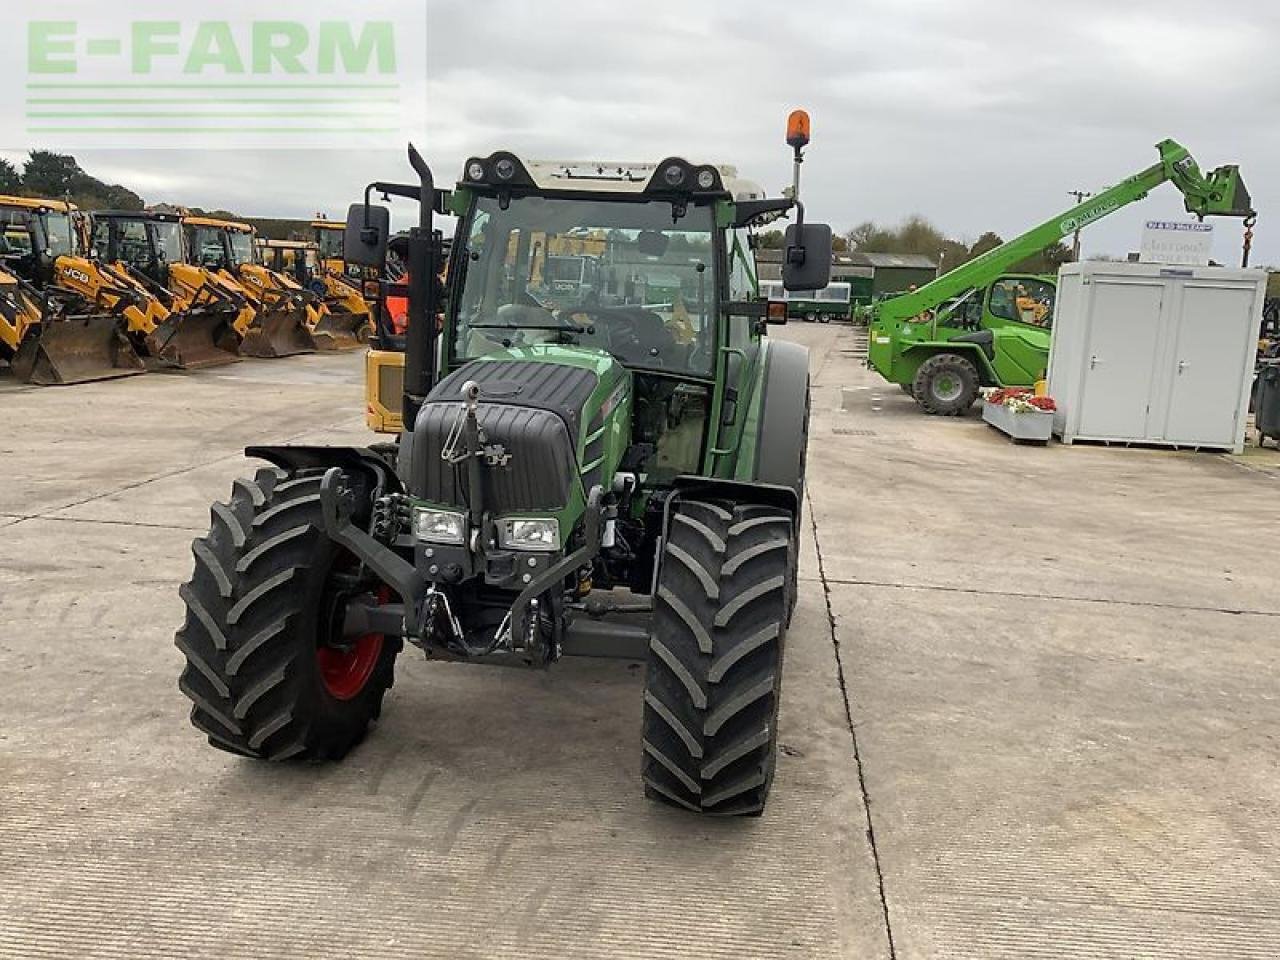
left=183, top=216, right=317, bottom=357
left=0, top=196, right=148, bottom=384
left=257, top=237, right=372, bottom=349
left=90, top=210, right=253, bottom=368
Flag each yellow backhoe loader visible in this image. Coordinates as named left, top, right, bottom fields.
left=0, top=196, right=145, bottom=384
left=0, top=266, right=42, bottom=371
left=183, top=216, right=317, bottom=357
left=258, top=238, right=372, bottom=350
left=91, top=210, right=253, bottom=368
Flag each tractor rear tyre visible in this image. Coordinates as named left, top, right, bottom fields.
left=175, top=467, right=401, bottom=762
left=913, top=353, right=980, bottom=416
left=642, top=499, right=795, bottom=816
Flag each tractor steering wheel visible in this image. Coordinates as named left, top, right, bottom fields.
left=569, top=305, right=677, bottom=368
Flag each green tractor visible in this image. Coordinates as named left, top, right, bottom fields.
left=173, top=113, right=833, bottom=816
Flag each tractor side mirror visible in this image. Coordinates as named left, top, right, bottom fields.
left=344, top=203, right=390, bottom=268
left=782, top=222, right=832, bottom=292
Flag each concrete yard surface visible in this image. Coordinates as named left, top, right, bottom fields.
left=1, top=326, right=1278, bottom=958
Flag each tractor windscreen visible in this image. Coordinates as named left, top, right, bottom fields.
left=189, top=226, right=227, bottom=269
left=0, top=210, right=35, bottom=260
left=40, top=212, right=76, bottom=258
left=316, top=228, right=344, bottom=260
left=152, top=221, right=185, bottom=264
left=228, top=230, right=254, bottom=267
left=455, top=195, right=717, bottom=375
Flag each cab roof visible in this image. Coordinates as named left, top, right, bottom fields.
left=0, top=195, right=77, bottom=213
left=184, top=215, right=254, bottom=233
left=94, top=209, right=181, bottom=222
left=458, top=153, right=766, bottom=203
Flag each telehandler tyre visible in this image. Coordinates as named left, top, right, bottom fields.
left=175, top=467, right=400, bottom=762
left=913, top=352, right=980, bottom=416
left=642, top=499, right=795, bottom=816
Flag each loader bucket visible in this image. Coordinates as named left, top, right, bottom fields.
left=238, top=306, right=317, bottom=358
left=145, top=309, right=242, bottom=370
left=10, top=316, right=146, bottom=386
left=310, top=310, right=371, bottom=351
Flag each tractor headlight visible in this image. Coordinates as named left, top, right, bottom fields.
left=662, top=163, right=687, bottom=187
left=466, top=161, right=486, bottom=182
left=696, top=168, right=717, bottom=190
left=494, top=158, right=516, bottom=181
left=497, top=518, right=560, bottom=552
left=413, top=507, right=467, bottom=545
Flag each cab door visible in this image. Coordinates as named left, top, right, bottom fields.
left=709, top=227, right=763, bottom=478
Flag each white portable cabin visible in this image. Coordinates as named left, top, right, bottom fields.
left=1047, top=262, right=1265, bottom=453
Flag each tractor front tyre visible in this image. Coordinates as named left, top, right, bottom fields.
left=175, top=467, right=401, bottom=762
left=913, top=353, right=980, bottom=416
left=642, top=499, right=795, bottom=816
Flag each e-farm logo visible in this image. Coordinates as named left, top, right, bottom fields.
left=7, top=2, right=425, bottom=149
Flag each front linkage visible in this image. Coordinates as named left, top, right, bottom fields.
left=317, top=383, right=610, bottom=668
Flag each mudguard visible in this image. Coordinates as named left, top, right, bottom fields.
left=671, top=476, right=800, bottom=519
left=753, top=338, right=810, bottom=498
left=245, top=445, right=402, bottom=497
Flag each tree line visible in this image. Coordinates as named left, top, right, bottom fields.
left=757, top=214, right=1073, bottom=275
left=1, top=151, right=145, bottom=212
left=0, top=150, right=299, bottom=239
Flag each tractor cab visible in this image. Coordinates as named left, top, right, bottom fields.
left=944, top=274, right=1056, bottom=332
left=312, top=220, right=348, bottom=274
left=91, top=210, right=188, bottom=288
left=0, top=196, right=78, bottom=287
left=258, top=239, right=323, bottom=287
left=184, top=217, right=256, bottom=273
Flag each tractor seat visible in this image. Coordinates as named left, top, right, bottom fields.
left=952, top=329, right=995, bottom=361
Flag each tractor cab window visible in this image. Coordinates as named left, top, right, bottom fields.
left=152, top=221, right=184, bottom=264
left=40, top=212, right=76, bottom=259
left=0, top=210, right=36, bottom=278
left=988, top=277, right=1055, bottom=329
left=728, top=228, right=757, bottom=301
left=228, top=231, right=254, bottom=267
left=455, top=195, right=717, bottom=375
left=316, top=228, right=344, bottom=260
left=189, top=226, right=228, bottom=269
left=117, top=219, right=151, bottom=264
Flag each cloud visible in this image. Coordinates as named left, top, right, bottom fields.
left=4, top=0, right=1275, bottom=264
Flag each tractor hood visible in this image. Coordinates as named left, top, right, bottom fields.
left=406, top=347, right=633, bottom=515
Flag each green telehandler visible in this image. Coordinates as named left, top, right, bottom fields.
left=868, top=138, right=1256, bottom=415
left=173, top=112, right=835, bottom=816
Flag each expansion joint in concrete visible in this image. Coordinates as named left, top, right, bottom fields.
left=806, top=492, right=898, bottom=960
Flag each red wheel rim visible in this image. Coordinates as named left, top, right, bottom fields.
left=317, top=633, right=384, bottom=701
left=318, top=584, right=389, bottom=701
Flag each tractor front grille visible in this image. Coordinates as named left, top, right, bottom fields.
left=408, top=402, right=579, bottom=512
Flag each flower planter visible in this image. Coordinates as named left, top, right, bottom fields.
left=983, top=400, right=1054, bottom=443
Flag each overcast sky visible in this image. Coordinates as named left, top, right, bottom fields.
left=5, top=0, right=1276, bottom=264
